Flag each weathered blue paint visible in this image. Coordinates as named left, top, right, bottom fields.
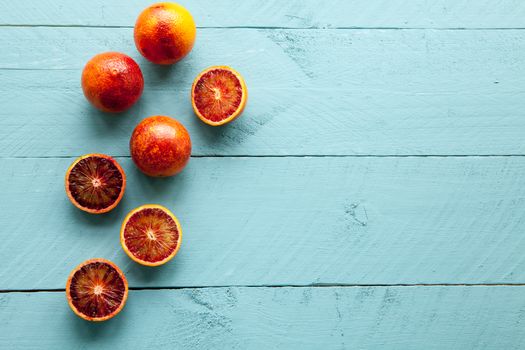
left=0, top=1, right=524, bottom=348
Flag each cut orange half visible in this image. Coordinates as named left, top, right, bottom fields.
left=191, top=66, right=247, bottom=126
left=120, top=204, right=183, bottom=266
left=66, top=258, right=128, bottom=322
left=65, top=154, right=126, bottom=214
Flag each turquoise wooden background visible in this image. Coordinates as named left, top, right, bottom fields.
left=1, top=1, right=525, bottom=349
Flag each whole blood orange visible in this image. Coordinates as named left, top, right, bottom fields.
left=130, top=116, right=191, bottom=177
left=81, top=52, right=144, bottom=113
left=134, top=2, right=196, bottom=65
left=65, top=154, right=126, bottom=214
left=191, top=66, right=247, bottom=126
left=66, top=258, right=128, bottom=322
left=121, top=204, right=182, bottom=266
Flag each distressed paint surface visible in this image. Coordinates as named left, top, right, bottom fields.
left=0, top=0, right=524, bottom=348
left=2, top=156, right=525, bottom=289
left=1, top=287, right=525, bottom=349
left=1, top=0, right=525, bottom=28
left=1, top=28, right=525, bottom=156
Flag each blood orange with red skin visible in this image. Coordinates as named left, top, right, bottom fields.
left=191, top=66, right=248, bottom=126
left=65, top=154, right=126, bottom=214
left=134, top=2, right=196, bottom=65
left=130, top=116, right=191, bottom=177
left=82, top=52, right=144, bottom=113
left=121, top=204, right=183, bottom=266
left=66, top=258, right=128, bottom=322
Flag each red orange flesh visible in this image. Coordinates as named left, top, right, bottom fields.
left=65, top=154, right=126, bottom=214
left=81, top=52, right=144, bottom=113
left=120, top=204, right=183, bottom=266
left=191, top=66, right=247, bottom=126
left=134, top=2, right=196, bottom=65
left=66, top=258, right=128, bottom=322
left=130, top=116, right=191, bottom=177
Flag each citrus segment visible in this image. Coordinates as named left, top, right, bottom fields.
left=65, top=154, right=126, bottom=214
left=191, top=66, right=247, bottom=126
left=121, top=205, right=182, bottom=266
left=66, top=259, right=128, bottom=322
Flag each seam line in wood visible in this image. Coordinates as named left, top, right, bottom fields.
left=3, top=283, right=525, bottom=294
left=2, top=155, right=525, bottom=160
left=2, top=24, right=525, bottom=30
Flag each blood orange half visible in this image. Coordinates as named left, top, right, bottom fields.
left=65, top=154, right=126, bottom=214
left=66, top=258, right=128, bottom=322
left=191, top=66, right=247, bottom=126
left=120, top=204, right=182, bottom=266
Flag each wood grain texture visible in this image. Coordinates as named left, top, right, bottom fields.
left=1, top=28, right=525, bottom=156
left=1, top=286, right=525, bottom=349
left=2, top=156, right=525, bottom=290
left=0, top=0, right=523, bottom=349
left=1, top=0, right=525, bottom=28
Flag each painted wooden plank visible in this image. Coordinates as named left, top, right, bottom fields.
left=1, top=286, right=525, bottom=349
left=1, top=156, right=525, bottom=290
left=1, top=28, right=525, bottom=156
left=2, top=0, right=525, bottom=28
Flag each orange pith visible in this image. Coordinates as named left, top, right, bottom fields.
left=65, top=154, right=126, bottom=214
left=191, top=66, right=247, bottom=126
left=120, top=204, right=182, bottom=266
left=66, top=258, right=128, bottom=322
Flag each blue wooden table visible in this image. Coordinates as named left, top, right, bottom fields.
left=1, top=1, right=525, bottom=348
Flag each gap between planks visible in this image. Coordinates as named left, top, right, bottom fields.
left=3, top=24, right=525, bottom=30
left=3, top=283, right=525, bottom=294
left=1, top=155, right=525, bottom=160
